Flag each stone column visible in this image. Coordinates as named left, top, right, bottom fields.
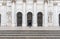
left=53, top=3, right=59, bottom=26
left=44, top=1, right=48, bottom=27
left=12, top=2, right=16, bottom=27
left=33, top=3, right=37, bottom=27
left=1, top=0, right=7, bottom=27
left=1, top=6, right=7, bottom=27
left=22, top=2, right=26, bottom=27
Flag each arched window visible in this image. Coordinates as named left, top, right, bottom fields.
left=37, top=12, right=43, bottom=26
left=17, top=12, right=22, bottom=26
left=27, top=12, right=32, bottom=27
left=59, top=14, right=60, bottom=26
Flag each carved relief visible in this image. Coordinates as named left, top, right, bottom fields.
left=7, top=12, right=12, bottom=26
left=48, top=12, right=52, bottom=23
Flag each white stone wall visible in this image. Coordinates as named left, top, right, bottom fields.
left=0, top=0, right=60, bottom=30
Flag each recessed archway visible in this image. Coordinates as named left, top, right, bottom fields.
left=0, top=14, right=1, bottom=26
left=59, top=14, right=60, bottom=26
left=27, top=12, right=32, bottom=27
left=17, top=12, right=22, bottom=26
left=37, top=12, right=43, bottom=26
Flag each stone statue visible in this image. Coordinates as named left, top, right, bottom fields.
left=7, top=11, right=12, bottom=26
left=48, top=12, right=52, bottom=23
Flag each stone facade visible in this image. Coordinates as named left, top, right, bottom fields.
left=0, top=0, right=60, bottom=39
left=0, top=0, right=60, bottom=30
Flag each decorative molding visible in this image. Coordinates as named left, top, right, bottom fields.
left=7, top=11, right=12, bottom=26
left=48, top=12, right=52, bottom=23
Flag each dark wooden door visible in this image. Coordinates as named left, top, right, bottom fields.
left=59, top=14, right=60, bottom=26
left=17, top=12, right=22, bottom=26
left=37, top=12, right=43, bottom=26
left=27, top=12, right=32, bottom=27
left=0, top=14, right=1, bottom=25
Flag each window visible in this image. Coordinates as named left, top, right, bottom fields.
left=37, top=12, right=43, bottom=26
left=27, top=12, right=32, bottom=27
left=17, top=12, right=22, bottom=26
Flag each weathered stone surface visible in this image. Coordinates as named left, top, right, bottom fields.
left=0, top=37, right=60, bottom=39
left=0, top=30, right=59, bottom=39
left=0, top=30, right=59, bottom=36
left=6, top=12, right=12, bottom=26
left=48, top=12, right=52, bottom=23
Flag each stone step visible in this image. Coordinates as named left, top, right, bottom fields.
left=0, top=30, right=59, bottom=36
left=0, top=30, right=60, bottom=34
left=0, top=37, right=60, bottom=39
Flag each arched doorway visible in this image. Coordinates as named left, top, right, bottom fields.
left=59, top=14, right=60, bottom=26
left=27, top=12, right=32, bottom=27
left=17, top=12, right=22, bottom=26
left=37, top=12, right=43, bottom=26
left=0, top=14, right=1, bottom=26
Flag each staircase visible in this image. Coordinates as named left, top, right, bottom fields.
left=0, top=30, right=60, bottom=39
left=0, top=30, right=59, bottom=36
